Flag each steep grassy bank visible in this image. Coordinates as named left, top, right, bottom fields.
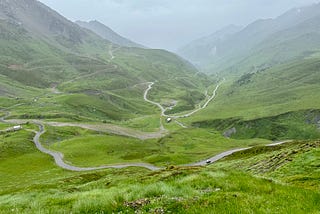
left=215, top=140, right=320, bottom=191
left=193, top=109, right=320, bottom=140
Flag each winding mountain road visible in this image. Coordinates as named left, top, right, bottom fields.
left=143, top=79, right=224, bottom=120
left=3, top=77, right=282, bottom=172
left=0, top=77, right=227, bottom=171
left=0, top=112, right=9, bottom=122
left=32, top=123, right=291, bottom=171
left=173, top=79, right=225, bottom=119
left=143, top=82, right=168, bottom=130
left=142, top=79, right=224, bottom=129
left=1, top=108, right=292, bottom=172
left=143, top=82, right=167, bottom=116
left=33, top=124, right=162, bottom=171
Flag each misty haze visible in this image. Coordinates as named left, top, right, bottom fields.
left=0, top=0, right=320, bottom=213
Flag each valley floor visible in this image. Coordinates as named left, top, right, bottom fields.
left=1, top=56, right=320, bottom=214
left=1, top=0, right=320, bottom=213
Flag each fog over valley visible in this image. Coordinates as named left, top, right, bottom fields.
left=39, top=0, right=319, bottom=51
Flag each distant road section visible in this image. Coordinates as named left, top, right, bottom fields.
left=142, top=79, right=224, bottom=129
left=5, top=119, right=166, bottom=140
left=143, top=79, right=224, bottom=119
left=143, top=82, right=166, bottom=116
left=173, top=78, right=225, bottom=119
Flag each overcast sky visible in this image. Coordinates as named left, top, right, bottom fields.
left=39, top=0, right=318, bottom=51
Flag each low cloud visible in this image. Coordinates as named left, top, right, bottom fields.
left=39, top=0, right=319, bottom=51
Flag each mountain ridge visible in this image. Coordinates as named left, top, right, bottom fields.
left=76, top=20, right=144, bottom=48
left=0, top=0, right=98, bottom=46
left=178, top=2, right=320, bottom=74
left=0, top=0, right=210, bottom=122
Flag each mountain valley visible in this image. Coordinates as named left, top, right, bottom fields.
left=0, top=0, right=319, bottom=213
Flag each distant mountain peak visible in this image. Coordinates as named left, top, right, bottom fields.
left=76, top=20, right=145, bottom=48
left=0, top=0, right=93, bottom=46
left=178, top=1, right=320, bottom=73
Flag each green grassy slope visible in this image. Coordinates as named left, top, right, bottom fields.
left=0, top=127, right=76, bottom=194
left=193, top=109, right=320, bottom=140
left=190, top=58, right=320, bottom=120
left=114, top=48, right=211, bottom=111
left=0, top=128, right=319, bottom=213
left=0, top=0, right=211, bottom=124
left=182, top=58, right=320, bottom=140
left=215, top=140, right=320, bottom=191
left=0, top=1, right=319, bottom=212
left=43, top=125, right=268, bottom=167
left=219, top=15, right=320, bottom=77
left=0, top=11, right=210, bottom=123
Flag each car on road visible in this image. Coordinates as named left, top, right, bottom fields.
left=206, top=160, right=211, bottom=164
